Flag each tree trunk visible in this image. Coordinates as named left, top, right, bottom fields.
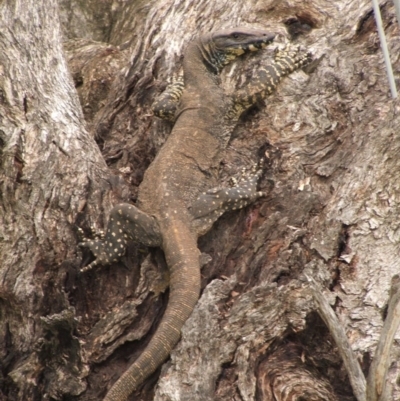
left=1, top=0, right=400, bottom=400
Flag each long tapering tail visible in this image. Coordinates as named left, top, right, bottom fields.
left=104, top=220, right=201, bottom=401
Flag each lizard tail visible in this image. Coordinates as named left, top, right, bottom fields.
left=103, top=220, right=201, bottom=401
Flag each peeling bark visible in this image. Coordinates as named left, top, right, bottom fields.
left=0, top=0, right=114, bottom=399
left=1, top=0, right=400, bottom=400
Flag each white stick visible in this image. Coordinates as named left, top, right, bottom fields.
left=371, top=0, right=397, bottom=98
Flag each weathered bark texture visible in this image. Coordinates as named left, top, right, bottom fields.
left=1, top=0, right=400, bottom=400
left=0, top=0, right=122, bottom=399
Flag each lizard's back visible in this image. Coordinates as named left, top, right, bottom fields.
left=137, top=86, right=227, bottom=218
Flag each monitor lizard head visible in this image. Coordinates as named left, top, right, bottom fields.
left=203, top=27, right=275, bottom=71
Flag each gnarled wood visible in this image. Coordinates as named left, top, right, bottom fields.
left=2, top=0, right=400, bottom=400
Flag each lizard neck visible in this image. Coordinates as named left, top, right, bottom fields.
left=183, top=38, right=221, bottom=88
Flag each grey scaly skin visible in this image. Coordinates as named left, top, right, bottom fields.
left=79, top=27, right=312, bottom=401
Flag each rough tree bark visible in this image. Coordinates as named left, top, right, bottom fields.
left=1, top=0, right=400, bottom=401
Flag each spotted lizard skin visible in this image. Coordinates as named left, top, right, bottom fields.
left=79, top=27, right=312, bottom=401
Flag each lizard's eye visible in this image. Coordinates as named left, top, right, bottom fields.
left=233, top=33, right=239, bottom=39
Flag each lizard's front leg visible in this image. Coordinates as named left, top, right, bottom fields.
left=229, top=44, right=312, bottom=119
left=152, top=72, right=184, bottom=122
left=78, top=203, right=161, bottom=272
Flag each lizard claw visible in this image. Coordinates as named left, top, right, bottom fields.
left=89, top=225, right=105, bottom=240
left=77, top=226, right=108, bottom=273
left=79, top=260, right=99, bottom=274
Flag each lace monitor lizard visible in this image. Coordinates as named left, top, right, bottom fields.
left=79, top=27, right=312, bottom=401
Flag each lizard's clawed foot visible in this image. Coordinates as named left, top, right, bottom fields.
left=77, top=227, right=108, bottom=273
left=274, top=43, right=313, bottom=72
left=229, top=159, right=266, bottom=198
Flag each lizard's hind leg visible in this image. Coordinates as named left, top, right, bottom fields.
left=78, top=204, right=161, bottom=273
left=190, top=163, right=265, bottom=234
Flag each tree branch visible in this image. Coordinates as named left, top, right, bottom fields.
left=366, top=274, right=400, bottom=401
left=307, top=276, right=367, bottom=401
